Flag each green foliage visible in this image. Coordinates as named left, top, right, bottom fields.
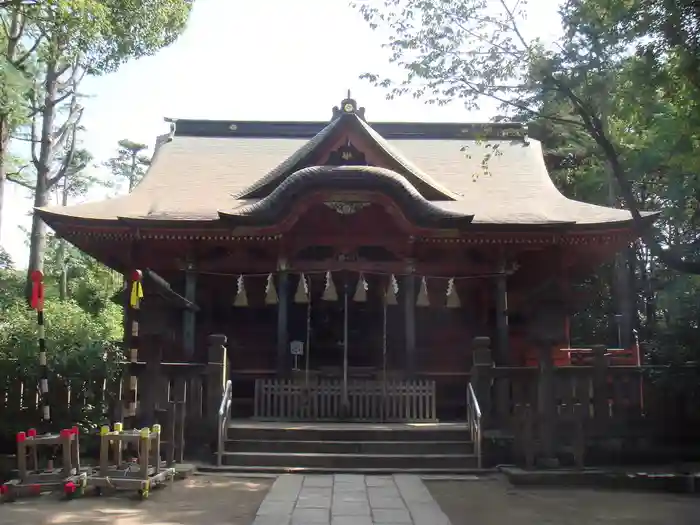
left=40, top=231, right=123, bottom=310
left=353, top=0, right=700, bottom=273
left=0, top=246, right=23, bottom=309
left=104, top=138, right=150, bottom=192
left=0, top=51, right=29, bottom=132
left=0, top=299, right=123, bottom=436
left=0, top=237, right=124, bottom=440
left=354, top=0, right=700, bottom=377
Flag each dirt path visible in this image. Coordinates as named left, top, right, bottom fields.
left=0, top=475, right=271, bottom=525
left=426, top=476, right=700, bottom=525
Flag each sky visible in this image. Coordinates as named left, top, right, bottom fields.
left=1, top=0, right=562, bottom=267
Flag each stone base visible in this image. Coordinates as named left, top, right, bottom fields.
left=174, top=463, right=197, bottom=480
left=501, top=466, right=700, bottom=493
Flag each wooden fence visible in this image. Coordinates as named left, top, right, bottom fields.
left=0, top=334, right=228, bottom=458
left=254, top=378, right=437, bottom=421
left=469, top=337, right=700, bottom=467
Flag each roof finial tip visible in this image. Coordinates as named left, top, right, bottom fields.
left=347, top=89, right=351, bottom=99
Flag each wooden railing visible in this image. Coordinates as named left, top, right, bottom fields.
left=254, top=378, right=436, bottom=421
left=0, top=334, right=229, bottom=460
left=468, top=337, right=700, bottom=467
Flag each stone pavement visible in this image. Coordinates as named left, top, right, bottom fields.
left=253, top=474, right=451, bottom=525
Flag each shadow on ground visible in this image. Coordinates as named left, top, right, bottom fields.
left=0, top=475, right=271, bottom=525
left=427, top=476, right=700, bottom=525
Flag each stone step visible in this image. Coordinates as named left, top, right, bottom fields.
left=225, top=439, right=474, bottom=455
left=227, top=422, right=469, bottom=442
left=220, top=451, right=479, bottom=470
left=198, top=464, right=491, bottom=475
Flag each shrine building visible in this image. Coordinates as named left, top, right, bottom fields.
left=37, top=95, right=654, bottom=427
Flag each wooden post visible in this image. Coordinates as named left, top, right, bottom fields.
left=140, top=341, right=162, bottom=426
left=522, top=405, right=536, bottom=469
left=470, top=336, right=492, bottom=428
left=153, top=424, right=162, bottom=474
left=536, top=339, right=559, bottom=468
left=183, top=269, right=197, bottom=359
left=572, top=403, right=586, bottom=469
left=592, top=344, right=609, bottom=427
left=139, top=428, right=150, bottom=480
left=403, top=274, right=416, bottom=377
left=99, top=426, right=109, bottom=476
left=276, top=270, right=289, bottom=376
left=207, top=334, right=228, bottom=420
left=172, top=377, right=186, bottom=463
left=157, top=403, right=176, bottom=467
left=494, top=259, right=509, bottom=365
left=61, top=431, right=72, bottom=475
left=16, top=432, right=27, bottom=480
left=126, top=270, right=144, bottom=423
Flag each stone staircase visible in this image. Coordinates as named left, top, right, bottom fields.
left=203, top=421, right=480, bottom=474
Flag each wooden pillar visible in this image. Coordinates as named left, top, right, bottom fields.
left=403, top=274, right=416, bottom=377
left=124, top=268, right=143, bottom=424
left=536, top=338, right=559, bottom=467
left=592, top=344, right=610, bottom=428
left=276, top=270, right=289, bottom=376
left=470, top=336, right=492, bottom=428
left=139, top=341, right=162, bottom=427
left=183, top=268, right=197, bottom=359
left=495, top=259, right=510, bottom=365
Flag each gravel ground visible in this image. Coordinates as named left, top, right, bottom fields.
left=426, top=476, right=700, bottom=525
left=0, top=475, right=272, bottom=525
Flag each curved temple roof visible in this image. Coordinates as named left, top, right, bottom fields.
left=220, top=165, right=474, bottom=228
left=36, top=95, right=656, bottom=231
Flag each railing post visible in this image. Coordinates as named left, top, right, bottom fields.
left=138, top=339, right=162, bottom=427
left=207, top=334, right=228, bottom=428
left=471, top=336, right=492, bottom=428
left=592, top=344, right=609, bottom=429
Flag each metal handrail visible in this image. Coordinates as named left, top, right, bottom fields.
left=217, top=379, right=233, bottom=467
left=467, top=382, right=483, bottom=469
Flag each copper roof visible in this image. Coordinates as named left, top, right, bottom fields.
left=37, top=97, right=654, bottom=230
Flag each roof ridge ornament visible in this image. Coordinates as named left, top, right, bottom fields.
left=332, top=90, right=366, bottom=121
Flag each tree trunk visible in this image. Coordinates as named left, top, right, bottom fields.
left=0, top=126, right=7, bottom=242
left=58, top=176, right=68, bottom=300
left=129, top=151, right=137, bottom=192
left=1, top=12, right=23, bottom=244
left=606, top=163, right=635, bottom=348
left=25, top=61, right=58, bottom=300
left=26, top=186, right=49, bottom=299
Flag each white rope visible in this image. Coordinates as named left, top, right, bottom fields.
left=197, top=269, right=513, bottom=280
